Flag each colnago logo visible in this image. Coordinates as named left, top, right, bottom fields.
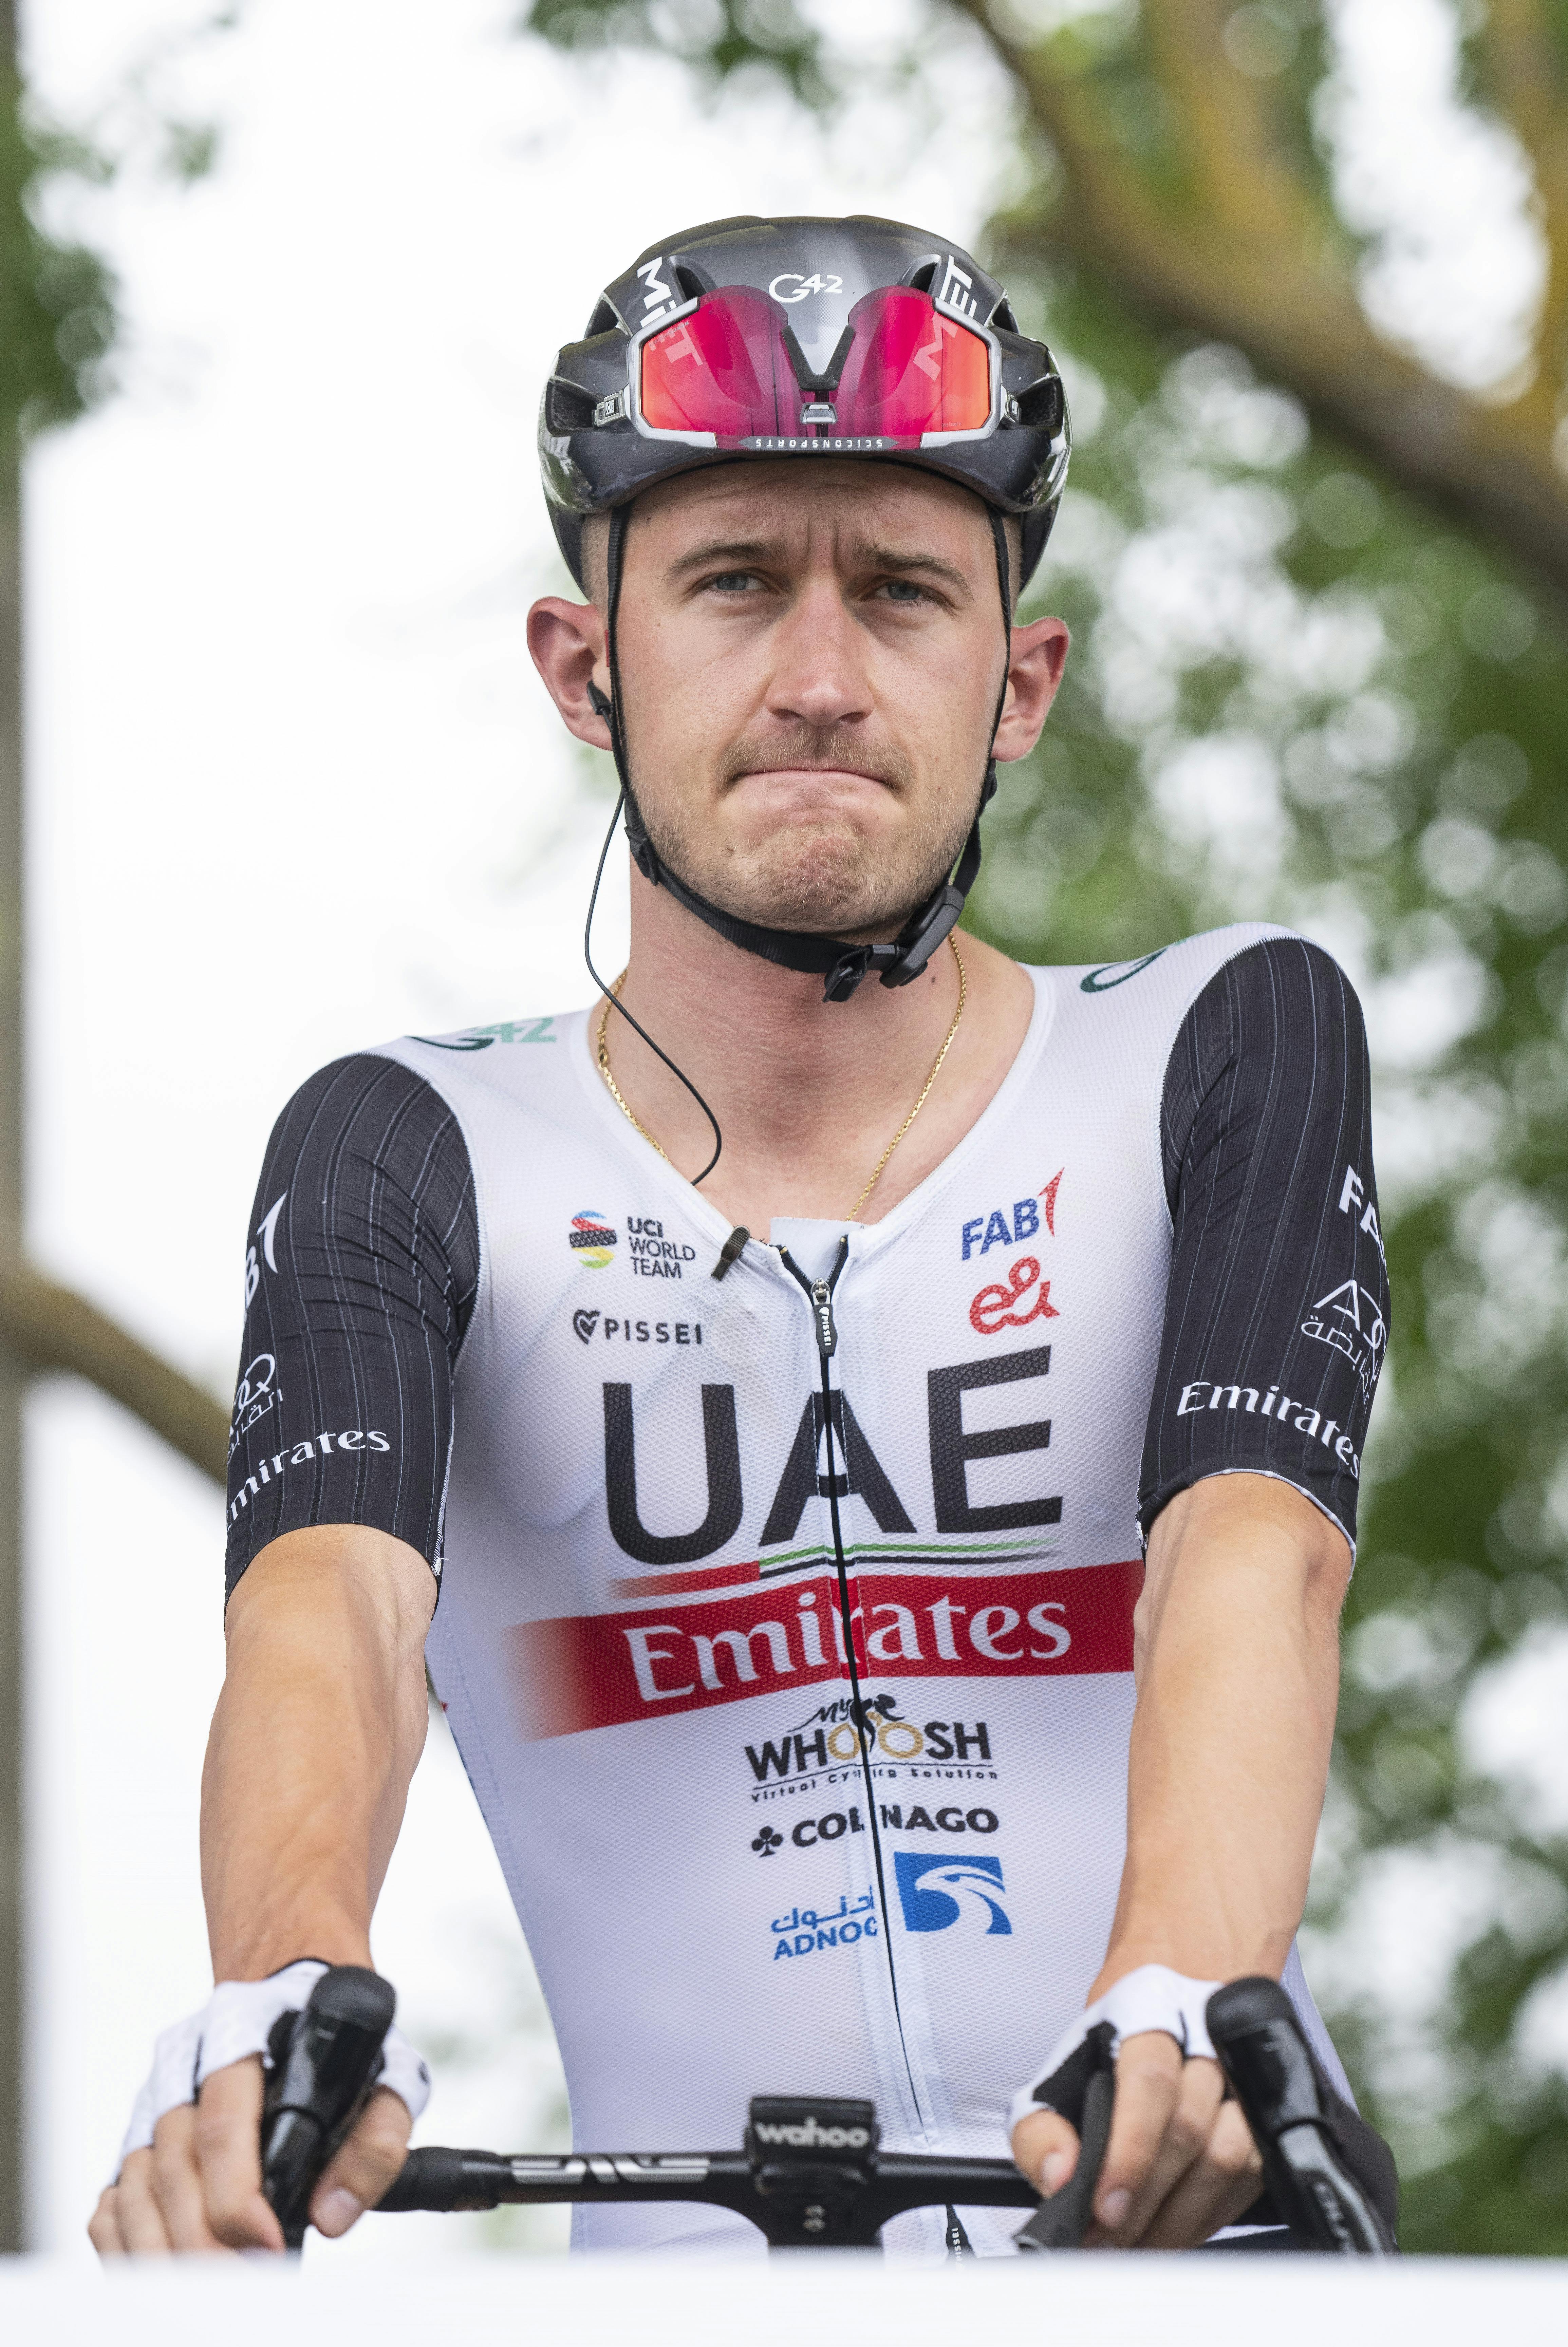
left=508, top=1560, right=1141, bottom=1739
left=752, top=2117, right=869, bottom=2149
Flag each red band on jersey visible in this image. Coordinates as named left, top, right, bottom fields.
left=510, top=1559, right=1142, bottom=1740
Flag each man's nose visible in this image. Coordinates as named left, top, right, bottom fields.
left=762, top=576, right=874, bottom=731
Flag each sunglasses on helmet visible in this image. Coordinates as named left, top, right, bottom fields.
left=612, top=282, right=1001, bottom=454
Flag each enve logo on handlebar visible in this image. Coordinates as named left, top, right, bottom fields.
left=261, top=1968, right=1398, bottom=2256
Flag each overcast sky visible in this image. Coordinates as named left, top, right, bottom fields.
left=16, top=0, right=1552, bottom=2258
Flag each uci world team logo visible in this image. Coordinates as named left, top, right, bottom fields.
left=568, top=1207, right=617, bottom=1270
left=894, top=1853, right=1011, bottom=1936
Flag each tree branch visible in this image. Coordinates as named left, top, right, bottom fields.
left=0, top=1257, right=228, bottom=1484
left=1479, top=0, right=1568, bottom=375
left=950, top=0, right=1568, bottom=599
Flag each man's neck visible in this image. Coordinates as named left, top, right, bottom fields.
left=600, top=860, right=1036, bottom=1237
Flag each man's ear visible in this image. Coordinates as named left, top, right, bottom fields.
left=994, top=615, right=1070, bottom=764
left=527, top=597, right=614, bottom=751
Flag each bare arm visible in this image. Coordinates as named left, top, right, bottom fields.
left=1012, top=1470, right=1351, bottom=2246
left=91, top=1525, right=436, bottom=2256
left=203, top=1524, right=436, bottom=1975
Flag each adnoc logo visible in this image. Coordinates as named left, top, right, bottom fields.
left=568, top=1208, right=618, bottom=1270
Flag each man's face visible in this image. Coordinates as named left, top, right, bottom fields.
left=604, top=463, right=1052, bottom=939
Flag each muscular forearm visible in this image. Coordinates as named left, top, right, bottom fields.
left=201, top=1525, right=436, bottom=1979
left=1095, top=1473, right=1351, bottom=1996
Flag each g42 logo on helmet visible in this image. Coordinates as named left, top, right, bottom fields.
left=768, top=273, right=845, bottom=303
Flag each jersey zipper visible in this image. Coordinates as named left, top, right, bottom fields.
left=777, top=1239, right=928, bottom=2139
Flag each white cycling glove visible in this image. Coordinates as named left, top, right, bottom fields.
left=1007, top=1963, right=1222, bottom=2137
left=116, top=1959, right=432, bottom=2175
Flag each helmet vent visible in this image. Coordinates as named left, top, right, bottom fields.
left=583, top=297, right=619, bottom=338
left=903, top=258, right=939, bottom=294
left=989, top=298, right=1019, bottom=333
left=1016, top=376, right=1065, bottom=434
left=545, top=378, right=599, bottom=434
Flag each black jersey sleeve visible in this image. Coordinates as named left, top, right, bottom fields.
left=1138, top=937, right=1388, bottom=1551
left=224, top=1053, right=480, bottom=1602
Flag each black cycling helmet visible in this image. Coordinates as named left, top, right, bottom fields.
left=541, top=213, right=1070, bottom=592
left=546, top=215, right=1072, bottom=1009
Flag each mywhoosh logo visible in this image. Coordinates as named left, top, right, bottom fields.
left=894, top=1852, right=1011, bottom=1936
left=1080, top=949, right=1168, bottom=993
left=569, top=1208, right=617, bottom=1269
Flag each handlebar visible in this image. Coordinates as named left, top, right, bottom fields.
left=376, top=2097, right=1039, bottom=2249
left=265, top=1967, right=1397, bottom=2254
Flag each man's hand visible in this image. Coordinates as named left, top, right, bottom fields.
left=1011, top=2031, right=1262, bottom=2248
left=88, top=2054, right=413, bottom=2255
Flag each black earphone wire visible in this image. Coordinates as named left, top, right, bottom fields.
left=582, top=767, right=724, bottom=1190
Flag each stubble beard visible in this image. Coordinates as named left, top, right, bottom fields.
left=630, top=726, right=977, bottom=941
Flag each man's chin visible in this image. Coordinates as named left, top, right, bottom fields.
left=687, top=852, right=924, bottom=941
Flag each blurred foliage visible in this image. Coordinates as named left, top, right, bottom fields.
left=0, top=2, right=233, bottom=468
left=0, top=49, right=117, bottom=460
left=520, top=0, right=1568, bottom=2254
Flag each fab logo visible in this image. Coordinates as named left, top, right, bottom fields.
left=961, top=1175, right=1061, bottom=1262
left=568, top=1208, right=617, bottom=1269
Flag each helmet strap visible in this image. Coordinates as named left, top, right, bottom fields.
left=591, top=501, right=1012, bottom=1004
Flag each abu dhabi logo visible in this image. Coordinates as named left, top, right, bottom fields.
left=893, top=1852, right=1011, bottom=1937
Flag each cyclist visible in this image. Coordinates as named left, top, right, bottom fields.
left=91, top=215, right=1391, bottom=2259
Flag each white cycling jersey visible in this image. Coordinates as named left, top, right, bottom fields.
left=225, top=923, right=1389, bottom=2254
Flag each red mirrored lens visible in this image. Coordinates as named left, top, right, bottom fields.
left=638, top=285, right=992, bottom=445
left=833, top=287, right=991, bottom=437
left=640, top=286, right=794, bottom=438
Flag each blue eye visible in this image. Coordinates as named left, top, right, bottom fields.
left=878, top=578, right=927, bottom=603
left=707, top=570, right=760, bottom=593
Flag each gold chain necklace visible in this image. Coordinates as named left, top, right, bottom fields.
left=596, top=935, right=967, bottom=1222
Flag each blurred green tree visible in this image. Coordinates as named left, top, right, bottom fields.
left=521, top=0, right=1568, bottom=2254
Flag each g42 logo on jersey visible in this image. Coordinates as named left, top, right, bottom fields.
left=768, top=272, right=844, bottom=303
left=415, top=1017, right=556, bottom=1052
left=894, top=1852, right=1011, bottom=1937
